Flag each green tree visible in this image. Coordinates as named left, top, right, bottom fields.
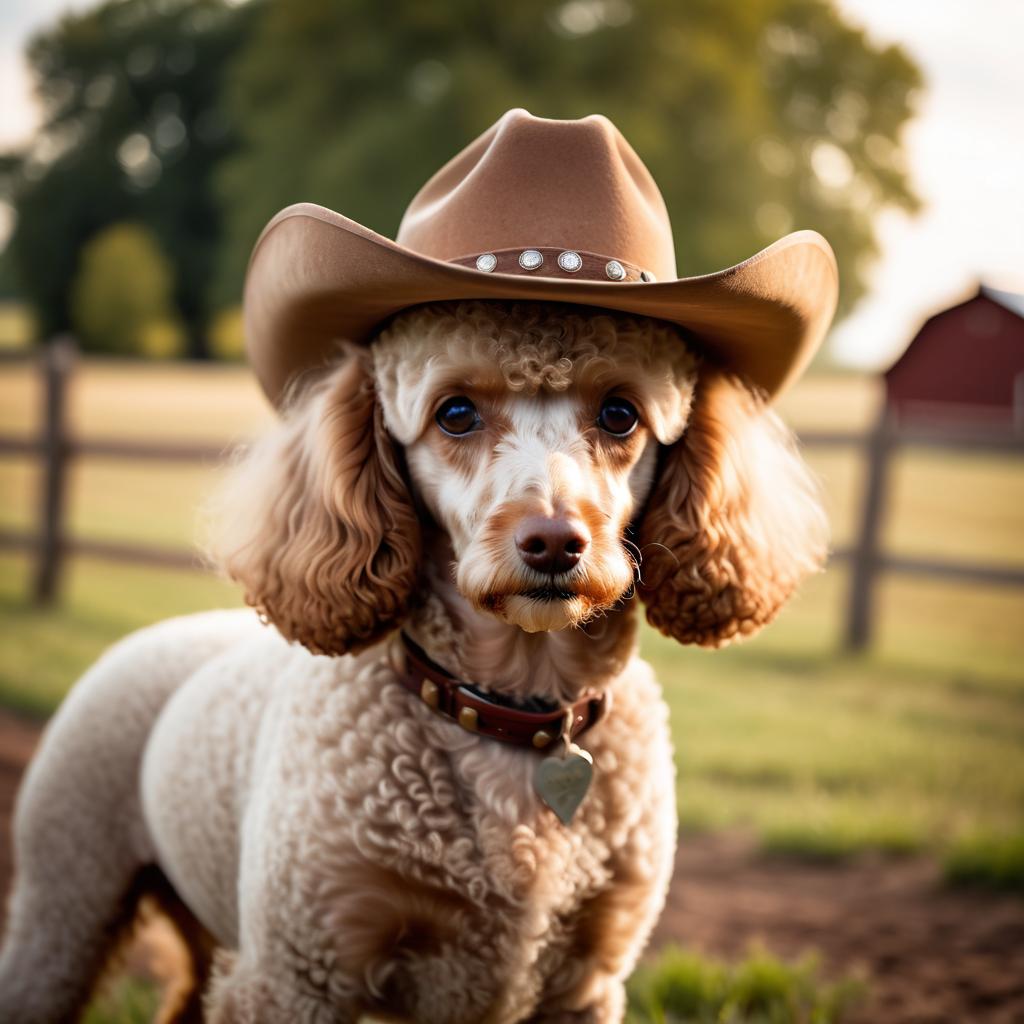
left=70, top=221, right=183, bottom=356
left=0, top=0, right=254, bottom=356
left=216, top=0, right=920, bottom=321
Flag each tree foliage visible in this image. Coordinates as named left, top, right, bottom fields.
left=0, top=0, right=254, bottom=355
left=216, top=0, right=921, bottom=317
left=2, top=0, right=921, bottom=357
left=70, top=221, right=183, bottom=356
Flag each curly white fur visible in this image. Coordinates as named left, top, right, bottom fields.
left=0, top=301, right=826, bottom=1023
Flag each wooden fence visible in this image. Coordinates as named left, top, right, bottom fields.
left=2, top=339, right=1023, bottom=651
left=0, top=340, right=227, bottom=599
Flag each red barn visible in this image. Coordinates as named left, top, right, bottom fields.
left=885, top=285, right=1024, bottom=430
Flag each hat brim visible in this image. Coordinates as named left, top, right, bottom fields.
left=244, top=203, right=838, bottom=406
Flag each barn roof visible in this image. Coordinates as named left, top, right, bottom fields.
left=981, top=285, right=1024, bottom=320
left=884, top=284, right=1024, bottom=425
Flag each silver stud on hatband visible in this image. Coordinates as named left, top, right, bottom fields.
left=605, top=260, right=626, bottom=281
left=557, top=250, right=582, bottom=273
left=519, top=249, right=544, bottom=270
left=475, top=253, right=497, bottom=273
left=640, top=270, right=656, bottom=283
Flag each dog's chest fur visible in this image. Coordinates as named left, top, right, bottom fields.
left=252, top=645, right=677, bottom=1023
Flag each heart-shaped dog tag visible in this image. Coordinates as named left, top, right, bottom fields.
left=534, top=744, right=593, bottom=825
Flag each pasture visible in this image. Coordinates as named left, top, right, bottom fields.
left=1, top=358, right=1023, bottom=866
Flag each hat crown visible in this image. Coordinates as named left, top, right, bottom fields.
left=396, top=109, right=678, bottom=281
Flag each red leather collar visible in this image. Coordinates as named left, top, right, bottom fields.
left=398, top=632, right=607, bottom=751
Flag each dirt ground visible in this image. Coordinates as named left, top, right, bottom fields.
left=2, top=710, right=1023, bottom=1023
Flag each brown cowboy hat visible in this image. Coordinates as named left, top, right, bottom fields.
left=244, top=108, right=838, bottom=406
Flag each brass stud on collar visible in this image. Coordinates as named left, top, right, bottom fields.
left=420, top=679, right=439, bottom=709
left=532, top=729, right=553, bottom=749
left=458, top=706, right=479, bottom=732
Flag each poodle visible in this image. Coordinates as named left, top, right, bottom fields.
left=0, top=299, right=827, bottom=1022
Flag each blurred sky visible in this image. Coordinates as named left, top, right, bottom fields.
left=1, top=0, right=1022, bottom=370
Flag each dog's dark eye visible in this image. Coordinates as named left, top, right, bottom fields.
left=436, top=397, right=480, bottom=436
left=597, top=397, right=639, bottom=437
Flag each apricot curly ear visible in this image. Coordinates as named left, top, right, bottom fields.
left=637, top=369, right=827, bottom=647
left=211, top=346, right=421, bottom=655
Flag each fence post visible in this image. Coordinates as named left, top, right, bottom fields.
left=844, top=403, right=895, bottom=652
left=32, top=337, right=76, bottom=604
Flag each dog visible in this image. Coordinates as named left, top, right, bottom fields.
left=0, top=298, right=826, bottom=1022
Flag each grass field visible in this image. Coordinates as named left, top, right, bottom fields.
left=1, top=359, right=1023, bottom=872
left=625, top=946, right=864, bottom=1024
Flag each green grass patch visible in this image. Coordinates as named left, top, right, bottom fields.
left=82, top=977, right=159, bottom=1024
left=644, top=603, right=1024, bottom=858
left=760, top=820, right=921, bottom=862
left=625, top=945, right=864, bottom=1024
left=0, top=553, right=240, bottom=716
left=944, top=830, right=1024, bottom=894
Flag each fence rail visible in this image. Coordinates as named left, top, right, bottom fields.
left=0, top=437, right=228, bottom=461
left=0, top=528, right=200, bottom=570
left=2, top=339, right=1022, bottom=651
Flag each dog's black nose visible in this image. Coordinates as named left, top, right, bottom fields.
left=515, top=517, right=590, bottom=574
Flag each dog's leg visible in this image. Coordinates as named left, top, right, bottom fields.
left=0, top=859, right=214, bottom=1023
left=0, top=708, right=156, bottom=1019
left=146, top=867, right=218, bottom=1024
left=205, top=956, right=364, bottom=1024
left=526, top=858, right=672, bottom=1024
left=0, top=845, right=151, bottom=1021
left=204, top=959, right=278, bottom=1024
left=0, top=611, right=256, bottom=1021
